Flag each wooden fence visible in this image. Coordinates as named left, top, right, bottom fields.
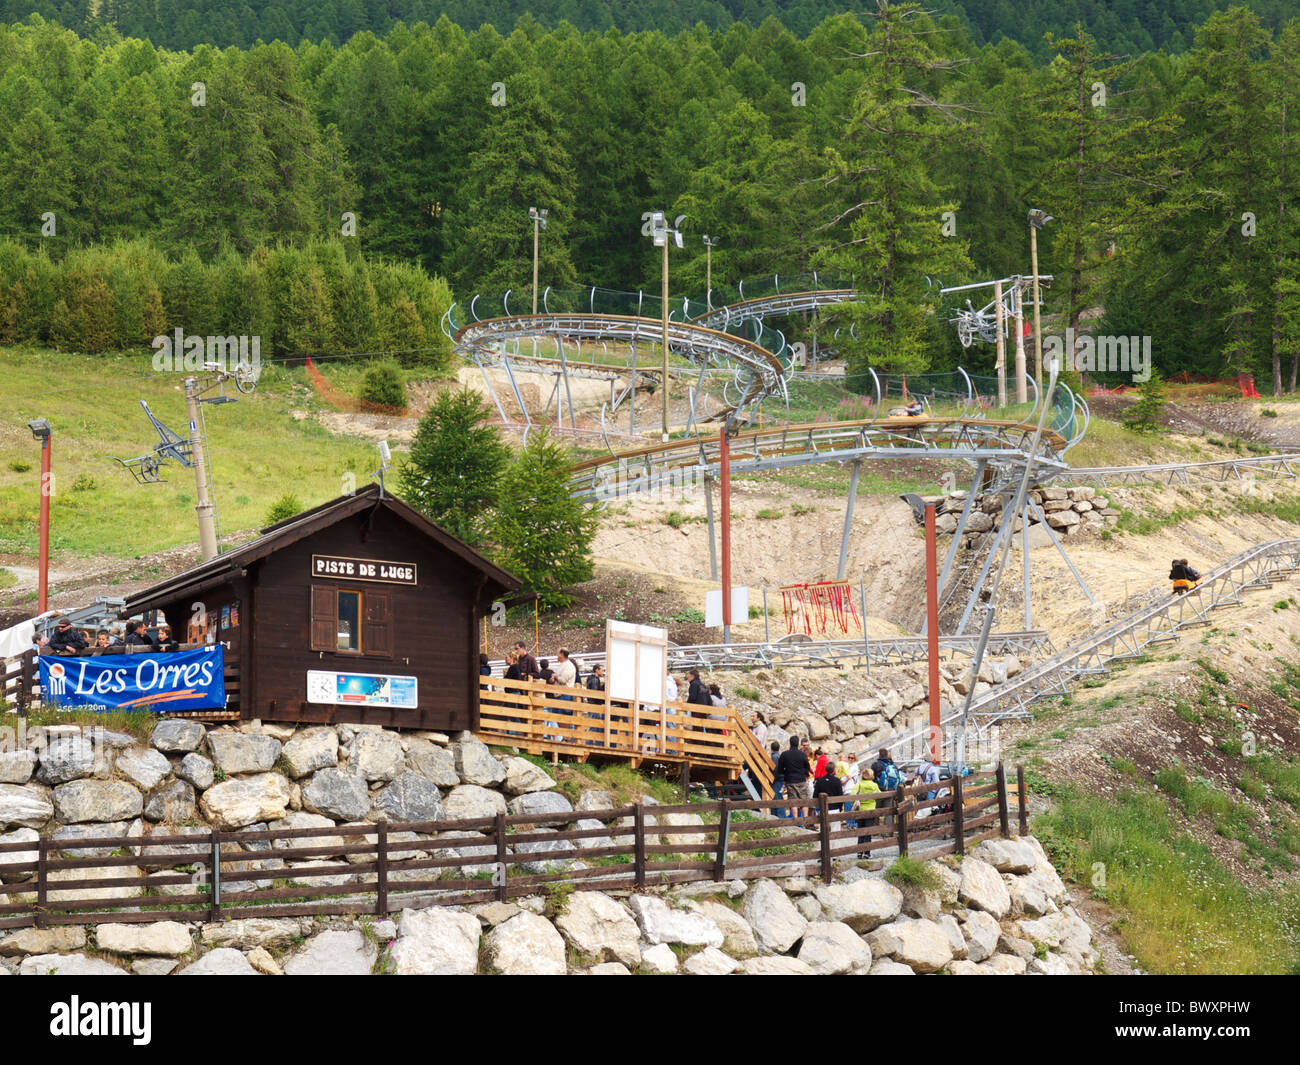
left=0, top=765, right=1028, bottom=931
left=477, top=675, right=776, bottom=798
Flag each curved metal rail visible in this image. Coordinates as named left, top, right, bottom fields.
left=879, top=537, right=1300, bottom=762
left=1054, top=452, right=1299, bottom=487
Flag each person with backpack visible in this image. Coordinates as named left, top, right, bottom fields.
left=871, top=748, right=902, bottom=826
left=776, top=736, right=813, bottom=821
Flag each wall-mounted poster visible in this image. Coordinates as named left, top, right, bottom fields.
left=220, top=605, right=231, bottom=631
left=229, top=601, right=240, bottom=628
left=307, top=669, right=418, bottom=709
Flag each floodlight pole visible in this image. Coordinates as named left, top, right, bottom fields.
left=994, top=278, right=1007, bottom=409
left=185, top=377, right=219, bottom=562
left=720, top=418, right=734, bottom=645
left=1029, top=210, right=1051, bottom=392
left=1014, top=278, right=1027, bottom=404
left=661, top=234, right=670, bottom=441
left=532, top=214, right=540, bottom=316
left=29, top=421, right=51, bottom=613
left=925, top=502, right=940, bottom=760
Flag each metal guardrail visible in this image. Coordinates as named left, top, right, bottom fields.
left=487, top=630, right=1054, bottom=677
left=1056, top=453, right=1299, bottom=487
left=880, top=537, right=1300, bottom=761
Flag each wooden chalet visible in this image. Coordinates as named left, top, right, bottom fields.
left=122, top=483, right=522, bottom=732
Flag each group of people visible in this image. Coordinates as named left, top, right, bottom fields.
left=763, top=734, right=950, bottom=834
left=37, top=617, right=179, bottom=655
left=1169, top=558, right=1202, bottom=595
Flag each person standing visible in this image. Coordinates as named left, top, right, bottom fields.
left=776, top=736, right=813, bottom=821
left=850, top=770, right=881, bottom=847
left=871, top=747, right=901, bottom=827
left=513, top=641, right=539, bottom=681
left=687, top=669, right=711, bottom=705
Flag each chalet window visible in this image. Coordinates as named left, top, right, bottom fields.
left=311, top=586, right=392, bottom=657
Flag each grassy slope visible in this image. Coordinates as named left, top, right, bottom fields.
left=0, top=346, right=379, bottom=560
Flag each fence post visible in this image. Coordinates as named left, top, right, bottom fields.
left=952, top=773, right=965, bottom=855
left=633, top=804, right=647, bottom=891
left=1017, top=764, right=1029, bottom=836
left=896, top=784, right=909, bottom=857
left=18, top=650, right=35, bottom=716
left=494, top=812, right=508, bottom=903
left=35, top=837, right=47, bottom=928
left=714, top=799, right=731, bottom=882
left=376, top=820, right=388, bottom=916
left=209, top=830, right=222, bottom=924
left=996, top=763, right=1011, bottom=838
left=818, top=792, right=833, bottom=883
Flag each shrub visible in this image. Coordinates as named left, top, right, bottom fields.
left=359, top=361, right=406, bottom=409
left=263, top=492, right=303, bottom=526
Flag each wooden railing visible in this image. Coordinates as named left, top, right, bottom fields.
left=477, top=675, right=775, bottom=797
left=0, top=766, right=1027, bottom=930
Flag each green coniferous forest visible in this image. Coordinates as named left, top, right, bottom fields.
left=2, top=2, right=1300, bottom=390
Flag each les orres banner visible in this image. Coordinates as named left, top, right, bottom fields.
left=39, top=646, right=226, bottom=712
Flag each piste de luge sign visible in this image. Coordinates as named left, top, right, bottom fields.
left=311, top=554, right=417, bottom=585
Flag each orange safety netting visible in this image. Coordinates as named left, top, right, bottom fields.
left=780, top=580, right=863, bottom=637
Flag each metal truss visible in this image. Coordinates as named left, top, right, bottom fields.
left=489, top=629, right=1054, bottom=677
left=1055, top=453, right=1300, bottom=488
left=880, top=537, right=1300, bottom=761
left=691, top=289, right=856, bottom=331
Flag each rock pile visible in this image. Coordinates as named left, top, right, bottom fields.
left=932, top=485, right=1119, bottom=548
left=0, top=830, right=1095, bottom=975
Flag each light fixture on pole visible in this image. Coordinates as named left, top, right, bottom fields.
left=528, top=206, right=548, bottom=316
left=647, top=211, right=685, bottom=441
left=900, top=492, right=941, bottom=761
left=27, top=419, right=51, bottom=614
left=1028, top=209, right=1052, bottom=390
left=702, top=234, right=719, bottom=294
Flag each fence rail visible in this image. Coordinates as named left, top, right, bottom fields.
left=477, top=675, right=775, bottom=797
left=0, top=766, right=1025, bottom=930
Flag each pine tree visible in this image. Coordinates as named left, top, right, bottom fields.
left=814, top=1, right=973, bottom=385
left=398, top=388, right=511, bottom=546
left=491, top=428, right=597, bottom=610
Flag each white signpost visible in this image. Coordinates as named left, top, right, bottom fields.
left=705, top=586, right=749, bottom=629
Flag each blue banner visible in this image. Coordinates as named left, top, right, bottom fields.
left=39, top=646, right=226, bottom=713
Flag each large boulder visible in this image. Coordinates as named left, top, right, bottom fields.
left=95, top=921, right=192, bottom=957
left=639, top=943, right=678, bottom=973
left=0, top=926, right=86, bottom=956
left=53, top=820, right=138, bottom=858
left=575, top=790, right=615, bottom=813
left=512, top=832, right=576, bottom=874
left=866, top=918, right=954, bottom=974
left=53, top=780, right=142, bottom=824
left=554, top=892, right=641, bottom=968
left=47, top=863, right=143, bottom=903
left=739, top=956, right=815, bottom=976
left=683, top=947, right=740, bottom=975
left=502, top=757, right=556, bottom=795
left=741, top=879, right=808, bottom=954
left=143, top=779, right=196, bottom=824
left=690, top=900, right=758, bottom=957
left=374, top=772, right=444, bottom=822
left=137, top=825, right=207, bottom=870
left=973, top=838, right=1037, bottom=874
left=20, top=953, right=128, bottom=976
left=406, top=741, right=459, bottom=788
left=115, top=749, right=171, bottom=792
left=0, top=784, right=53, bottom=829
left=271, top=812, right=347, bottom=858
left=813, top=878, right=903, bottom=932
left=797, top=921, right=873, bottom=975
left=962, top=909, right=1002, bottom=963
left=1017, top=909, right=1092, bottom=958
left=200, top=918, right=303, bottom=951
left=629, top=895, right=725, bottom=948
left=176, top=948, right=258, bottom=975
left=484, top=912, right=568, bottom=975
left=207, top=732, right=282, bottom=776
left=392, top=908, right=481, bottom=975
left=37, top=736, right=99, bottom=784
left=348, top=730, right=405, bottom=783
left=442, top=784, right=507, bottom=822
left=507, top=790, right=573, bottom=818
left=199, top=773, right=291, bottom=829
left=958, top=856, right=1012, bottom=919
left=283, top=930, right=377, bottom=975
left=281, top=728, right=338, bottom=779
left=301, top=768, right=370, bottom=822
left=0, top=827, right=38, bottom=882
left=176, top=753, right=214, bottom=790
left=0, top=750, right=36, bottom=785
left=452, top=737, right=506, bottom=787
left=151, top=720, right=206, bottom=753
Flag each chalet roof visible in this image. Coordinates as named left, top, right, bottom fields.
left=123, top=483, right=522, bottom=613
